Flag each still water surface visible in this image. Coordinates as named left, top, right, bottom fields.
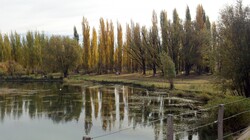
left=0, top=82, right=211, bottom=140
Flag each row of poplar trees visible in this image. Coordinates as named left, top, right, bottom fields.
left=0, top=2, right=249, bottom=96
left=81, top=5, right=214, bottom=76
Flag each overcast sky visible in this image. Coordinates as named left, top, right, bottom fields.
left=0, top=0, right=249, bottom=36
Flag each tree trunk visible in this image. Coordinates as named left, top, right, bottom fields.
left=185, top=63, right=191, bottom=76
left=142, top=60, right=146, bottom=75
left=152, top=64, right=156, bottom=77
left=169, top=78, right=174, bottom=90
left=244, top=75, right=250, bottom=97
left=63, top=69, right=68, bottom=78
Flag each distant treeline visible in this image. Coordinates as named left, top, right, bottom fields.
left=0, top=1, right=249, bottom=96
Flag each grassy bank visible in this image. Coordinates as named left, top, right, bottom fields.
left=64, top=73, right=227, bottom=102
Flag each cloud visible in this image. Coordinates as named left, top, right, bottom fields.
left=0, top=0, right=245, bottom=35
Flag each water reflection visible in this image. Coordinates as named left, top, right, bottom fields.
left=0, top=83, right=209, bottom=140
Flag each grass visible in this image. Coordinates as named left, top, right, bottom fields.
left=64, top=72, right=229, bottom=102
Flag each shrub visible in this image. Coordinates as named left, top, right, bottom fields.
left=5, top=61, right=25, bottom=76
left=0, top=62, right=8, bottom=76
left=200, top=97, right=250, bottom=139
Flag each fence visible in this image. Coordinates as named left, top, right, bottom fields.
left=83, top=97, right=250, bottom=140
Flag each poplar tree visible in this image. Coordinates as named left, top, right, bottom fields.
left=3, top=34, right=12, bottom=62
left=169, top=9, right=183, bottom=74
left=195, top=4, right=209, bottom=73
left=82, top=17, right=91, bottom=72
left=73, top=26, right=79, bottom=43
left=0, top=33, right=4, bottom=62
left=160, top=10, right=168, bottom=53
left=98, top=18, right=106, bottom=74
left=108, top=21, right=114, bottom=72
left=183, top=6, right=195, bottom=75
left=90, top=28, right=98, bottom=71
left=145, top=10, right=161, bottom=76
left=10, top=32, right=22, bottom=64
left=117, top=23, right=123, bottom=72
left=122, top=24, right=132, bottom=73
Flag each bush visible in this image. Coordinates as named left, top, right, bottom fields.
left=5, top=61, right=25, bottom=76
left=0, top=62, right=8, bottom=76
left=201, top=96, right=250, bottom=139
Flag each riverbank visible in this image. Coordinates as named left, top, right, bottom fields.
left=64, top=73, right=227, bottom=102
left=0, top=76, right=63, bottom=82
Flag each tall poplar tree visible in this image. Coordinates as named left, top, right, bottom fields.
left=183, top=6, right=195, bottom=75
left=160, top=10, right=168, bottom=53
left=117, top=23, right=123, bottom=72
left=98, top=18, right=106, bottom=74
left=90, top=27, right=98, bottom=71
left=3, top=35, right=12, bottom=62
left=169, top=9, right=183, bottom=74
left=82, top=17, right=91, bottom=71
left=73, top=26, right=79, bottom=43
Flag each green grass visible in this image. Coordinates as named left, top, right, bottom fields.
left=64, top=73, right=229, bottom=102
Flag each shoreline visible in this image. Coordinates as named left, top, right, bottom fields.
left=0, top=77, right=63, bottom=82
left=64, top=73, right=226, bottom=102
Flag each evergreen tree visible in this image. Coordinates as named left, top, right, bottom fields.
left=73, top=26, right=79, bottom=43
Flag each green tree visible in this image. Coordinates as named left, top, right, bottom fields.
left=33, top=32, right=44, bottom=72
left=160, top=10, right=169, bottom=53
left=218, top=1, right=250, bottom=97
left=128, top=23, right=147, bottom=75
left=73, top=26, right=79, bottom=43
left=122, top=24, right=132, bottom=73
left=0, top=33, right=4, bottom=62
left=3, top=34, right=12, bottom=61
left=194, top=4, right=211, bottom=74
left=143, top=10, right=161, bottom=76
left=26, top=31, right=35, bottom=72
left=211, top=22, right=220, bottom=73
left=183, top=6, right=196, bottom=75
left=160, top=52, right=176, bottom=90
left=44, top=36, right=81, bottom=77
left=10, top=32, right=22, bottom=64
left=169, top=9, right=183, bottom=74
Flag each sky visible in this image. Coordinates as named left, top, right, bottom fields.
left=0, top=0, right=249, bottom=36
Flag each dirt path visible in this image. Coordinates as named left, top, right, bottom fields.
left=237, top=127, right=250, bottom=140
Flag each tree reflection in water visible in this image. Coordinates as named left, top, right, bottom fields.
left=0, top=83, right=210, bottom=140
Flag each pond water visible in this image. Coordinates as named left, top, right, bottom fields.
left=0, top=82, right=214, bottom=140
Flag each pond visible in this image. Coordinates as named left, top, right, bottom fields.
left=0, top=82, right=214, bottom=140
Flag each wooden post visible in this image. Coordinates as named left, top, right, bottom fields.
left=167, top=114, right=174, bottom=140
left=218, top=104, right=224, bottom=140
left=83, top=136, right=91, bottom=140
